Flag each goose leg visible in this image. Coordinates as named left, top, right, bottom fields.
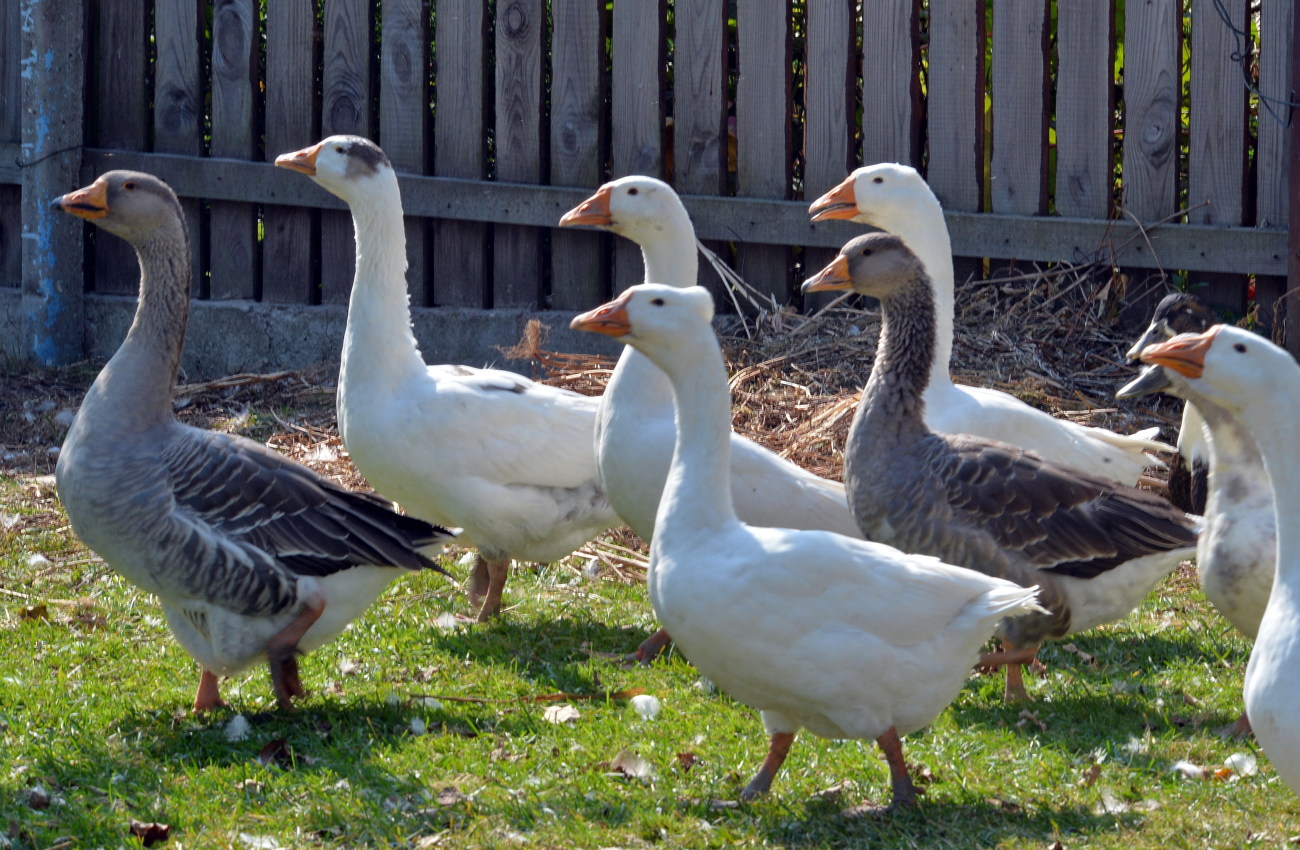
left=475, top=559, right=510, bottom=622
left=878, top=726, right=918, bottom=810
left=468, top=554, right=491, bottom=610
left=630, top=628, right=673, bottom=664
left=1217, top=711, right=1252, bottom=740
left=266, top=594, right=326, bottom=710
left=193, top=669, right=228, bottom=714
left=740, top=732, right=795, bottom=800
left=975, top=640, right=1040, bottom=702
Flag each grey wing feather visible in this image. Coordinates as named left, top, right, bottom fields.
left=158, top=429, right=454, bottom=615
left=935, top=435, right=1196, bottom=579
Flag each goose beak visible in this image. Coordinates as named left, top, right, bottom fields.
left=1116, top=364, right=1174, bottom=399
left=275, top=141, right=325, bottom=176
left=1138, top=326, right=1222, bottom=379
left=52, top=177, right=110, bottom=219
left=1125, top=319, right=1172, bottom=362
left=801, top=255, right=853, bottom=293
left=808, top=177, right=858, bottom=222
left=571, top=291, right=633, bottom=337
left=559, top=185, right=613, bottom=228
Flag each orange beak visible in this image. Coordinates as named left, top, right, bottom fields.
left=559, top=185, right=613, bottom=228
left=808, top=176, right=859, bottom=222
left=800, top=254, right=852, bottom=293
left=571, top=291, right=633, bottom=337
left=1138, top=326, right=1223, bottom=379
left=275, top=141, right=325, bottom=176
left=53, top=177, right=109, bottom=220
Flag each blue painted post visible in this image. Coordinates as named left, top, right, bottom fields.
left=20, top=0, right=84, bottom=365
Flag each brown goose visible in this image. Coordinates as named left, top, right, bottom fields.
left=52, top=171, right=456, bottom=712
left=803, top=233, right=1199, bottom=701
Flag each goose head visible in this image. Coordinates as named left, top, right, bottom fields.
left=808, top=163, right=939, bottom=233
left=1126, top=292, right=1219, bottom=361
left=1138, top=324, right=1296, bottom=417
left=52, top=171, right=184, bottom=245
left=801, top=232, right=925, bottom=299
left=560, top=176, right=687, bottom=235
left=570, top=283, right=714, bottom=360
left=275, top=135, right=396, bottom=204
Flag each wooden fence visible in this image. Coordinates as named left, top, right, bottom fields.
left=2, top=0, right=1296, bottom=365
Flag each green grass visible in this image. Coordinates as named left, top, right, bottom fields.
left=2, top=474, right=1296, bottom=849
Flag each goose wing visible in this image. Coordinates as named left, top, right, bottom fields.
left=935, top=434, right=1196, bottom=579
left=155, top=427, right=452, bottom=615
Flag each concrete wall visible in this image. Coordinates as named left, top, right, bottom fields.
left=0, top=288, right=622, bottom=379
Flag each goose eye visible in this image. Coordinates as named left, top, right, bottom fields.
left=872, top=177, right=884, bottom=184
left=1233, top=343, right=1247, bottom=353
left=123, top=181, right=136, bottom=191
left=335, top=146, right=346, bottom=154
left=650, top=297, right=665, bottom=306
left=627, top=187, right=639, bottom=196
left=861, top=248, right=873, bottom=257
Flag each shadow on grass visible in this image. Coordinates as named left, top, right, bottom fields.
left=427, top=612, right=662, bottom=690
left=743, top=794, right=1132, bottom=849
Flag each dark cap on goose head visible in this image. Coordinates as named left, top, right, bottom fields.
left=275, top=135, right=392, bottom=182
left=52, top=171, right=185, bottom=244
left=1126, top=292, right=1219, bottom=362
left=801, top=232, right=926, bottom=299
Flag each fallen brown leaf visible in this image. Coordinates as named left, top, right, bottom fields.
left=1016, top=709, right=1048, bottom=733
left=675, top=752, right=700, bottom=772
left=1079, top=764, right=1102, bottom=787
left=129, top=820, right=171, bottom=847
left=19, top=604, right=48, bottom=621
left=435, top=786, right=468, bottom=806
left=257, top=738, right=293, bottom=769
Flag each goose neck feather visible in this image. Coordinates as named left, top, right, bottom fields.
left=856, top=275, right=935, bottom=443
left=648, top=323, right=739, bottom=538
left=340, top=175, right=430, bottom=395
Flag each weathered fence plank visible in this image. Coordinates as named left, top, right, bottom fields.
left=263, top=0, right=317, bottom=305
left=674, top=0, right=728, bottom=301
left=610, top=0, right=666, bottom=293
left=991, top=0, right=1048, bottom=216
left=927, top=0, right=984, bottom=214
left=1187, top=0, right=1249, bottom=314
left=380, top=0, right=431, bottom=306
left=433, top=0, right=489, bottom=308
left=321, top=0, right=374, bottom=304
left=549, top=0, right=606, bottom=310
left=494, top=0, right=545, bottom=308
left=801, top=0, right=854, bottom=307
left=91, top=0, right=148, bottom=295
left=153, top=0, right=205, bottom=297
left=861, top=0, right=919, bottom=166
left=1121, top=0, right=1180, bottom=221
left=1254, top=0, right=1295, bottom=339
left=1055, top=0, right=1113, bottom=218
left=209, top=0, right=258, bottom=301
left=1258, top=0, right=1294, bottom=229
left=0, top=0, right=22, bottom=292
left=21, top=0, right=84, bottom=364
left=736, top=3, right=792, bottom=305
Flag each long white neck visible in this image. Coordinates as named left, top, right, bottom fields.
left=609, top=215, right=701, bottom=404
left=647, top=328, right=739, bottom=536
left=876, top=204, right=955, bottom=381
left=1237, top=398, right=1300, bottom=609
left=338, top=175, right=430, bottom=393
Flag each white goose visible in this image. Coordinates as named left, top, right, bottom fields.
left=571, top=283, right=1045, bottom=809
left=276, top=137, right=621, bottom=621
left=1121, top=349, right=1275, bottom=738
left=1139, top=325, right=1300, bottom=792
left=809, top=164, right=1168, bottom=484
left=53, top=171, right=456, bottom=712
left=559, top=176, right=864, bottom=659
